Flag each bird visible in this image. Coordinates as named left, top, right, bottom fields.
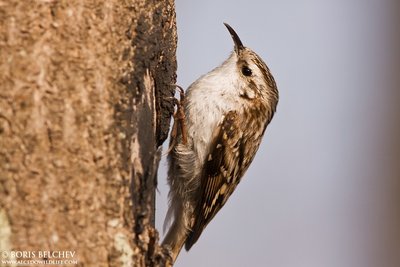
left=162, top=22, right=279, bottom=264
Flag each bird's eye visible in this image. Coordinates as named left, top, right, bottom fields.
left=241, top=66, right=252, bottom=76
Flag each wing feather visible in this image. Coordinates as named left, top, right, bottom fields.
left=185, top=110, right=248, bottom=250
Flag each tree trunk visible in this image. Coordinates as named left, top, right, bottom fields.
left=0, top=0, right=176, bottom=266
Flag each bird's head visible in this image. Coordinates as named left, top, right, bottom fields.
left=224, top=23, right=278, bottom=103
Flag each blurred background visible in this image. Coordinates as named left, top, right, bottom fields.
left=156, top=1, right=400, bottom=266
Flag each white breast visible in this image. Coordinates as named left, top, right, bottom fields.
left=184, top=52, right=242, bottom=165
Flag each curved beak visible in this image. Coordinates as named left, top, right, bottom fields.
left=223, top=23, right=244, bottom=53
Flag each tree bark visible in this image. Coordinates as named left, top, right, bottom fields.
left=0, top=0, right=176, bottom=266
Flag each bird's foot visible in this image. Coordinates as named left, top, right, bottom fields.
left=167, top=85, right=187, bottom=153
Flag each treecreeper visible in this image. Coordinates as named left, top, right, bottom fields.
left=162, top=23, right=279, bottom=265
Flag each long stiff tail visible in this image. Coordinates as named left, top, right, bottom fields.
left=162, top=214, right=188, bottom=264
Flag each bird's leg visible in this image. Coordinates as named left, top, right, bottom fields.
left=171, top=85, right=187, bottom=145
left=167, top=85, right=187, bottom=154
left=174, top=85, right=187, bottom=145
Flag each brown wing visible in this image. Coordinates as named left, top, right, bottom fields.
left=185, top=110, right=257, bottom=250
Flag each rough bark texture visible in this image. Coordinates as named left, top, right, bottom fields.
left=0, top=0, right=176, bottom=266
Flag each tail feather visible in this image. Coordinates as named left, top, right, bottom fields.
left=162, top=217, right=188, bottom=264
left=163, top=204, right=174, bottom=234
